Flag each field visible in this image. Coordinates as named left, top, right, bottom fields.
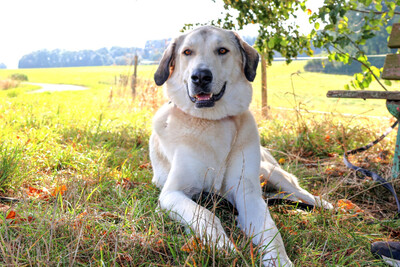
left=0, top=62, right=399, bottom=266
left=0, top=61, right=395, bottom=116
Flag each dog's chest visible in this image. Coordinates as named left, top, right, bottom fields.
left=164, top=110, right=236, bottom=159
left=156, top=108, right=237, bottom=190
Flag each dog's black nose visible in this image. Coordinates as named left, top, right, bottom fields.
left=191, top=69, right=213, bottom=87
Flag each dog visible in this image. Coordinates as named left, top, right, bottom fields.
left=150, top=26, right=332, bottom=266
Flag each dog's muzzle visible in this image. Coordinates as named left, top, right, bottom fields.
left=187, top=82, right=226, bottom=108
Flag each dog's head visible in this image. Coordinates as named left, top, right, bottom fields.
left=154, top=26, right=259, bottom=120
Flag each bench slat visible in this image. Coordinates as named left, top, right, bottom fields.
left=382, top=54, right=400, bottom=80
left=327, top=90, right=400, bottom=100
left=388, top=23, right=400, bottom=48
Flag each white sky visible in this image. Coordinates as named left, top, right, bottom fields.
left=0, top=0, right=319, bottom=69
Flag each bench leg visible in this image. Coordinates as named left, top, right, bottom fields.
left=391, top=125, right=400, bottom=180
left=386, top=100, right=400, bottom=180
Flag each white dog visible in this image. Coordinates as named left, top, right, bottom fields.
left=150, top=26, right=332, bottom=266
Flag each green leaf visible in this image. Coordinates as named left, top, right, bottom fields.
left=386, top=26, right=392, bottom=34
left=280, top=39, right=288, bottom=47
left=355, top=73, right=364, bottom=83
left=361, top=65, right=368, bottom=72
left=384, top=80, right=392, bottom=86
left=328, top=53, right=336, bottom=62
left=388, top=2, right=396, bottom=11
left=370, top=66, right=381, bottom=78
left=267, top=38, right=275, bottom=49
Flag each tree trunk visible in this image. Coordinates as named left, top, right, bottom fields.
left=261, top=54, right=268, bottom=118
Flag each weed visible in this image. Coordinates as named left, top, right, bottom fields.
left=0, top=79, right=19, bottom=90
left=9, top=73, right=28, bottom=82
left=0, top=143, right=22, bottom=193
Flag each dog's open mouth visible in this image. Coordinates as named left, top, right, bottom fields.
left=187, top=82, right=226, bottom=108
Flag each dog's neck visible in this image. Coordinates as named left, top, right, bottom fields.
left=168, top=100, right=235, bottom=122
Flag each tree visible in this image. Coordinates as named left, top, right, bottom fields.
left=304, top=6, right=398, bottom=76
left=194, top=0, right=400, bottom=90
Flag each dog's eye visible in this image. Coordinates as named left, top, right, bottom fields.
left=218, top=48, right=229, bottom=55
left=183, top=49, right=192, bottom=56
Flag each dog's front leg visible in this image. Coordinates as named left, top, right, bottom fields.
left=226, top=145, right=293, bottom=267
left=236, top=190, right=293, bottom=266
left=158, top=148, right=233, bottom=250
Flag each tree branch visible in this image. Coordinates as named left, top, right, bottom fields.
left=333, top=45, right=388, bottom=91
left=351, top=8, right=400, bottom=15
left=340, top=34, right=388, bottom=91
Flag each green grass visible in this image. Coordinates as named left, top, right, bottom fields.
left=251, top=61, right=398, bottom=117
left=1, top=61, right=398, bottom=116
left=0, top=63, right=399, bottom=266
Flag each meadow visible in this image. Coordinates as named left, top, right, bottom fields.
left=0, top=61, right=399, bottom=266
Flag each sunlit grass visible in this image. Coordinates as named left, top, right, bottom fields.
left=0, top=63, right=399, bottom=265
left=1, top=61, right=398, bottom=116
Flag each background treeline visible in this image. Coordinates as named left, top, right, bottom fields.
left=18, top=39, right=171, bottom=69
left=17, top=37, right=257, bottom=69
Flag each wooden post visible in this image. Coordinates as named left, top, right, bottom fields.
left=261, top=54, right=268, bottom=118
left=131, top=54, right=138, bottom=97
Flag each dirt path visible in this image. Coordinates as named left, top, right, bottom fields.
left=28, top=83, right=88, bottom=93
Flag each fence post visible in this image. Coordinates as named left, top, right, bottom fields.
left=131, top=54, right=138, bottom=98
left=261, top=54, right=268, bottom=118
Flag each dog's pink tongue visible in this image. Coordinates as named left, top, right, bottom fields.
left=196, top=94, right=212, bottom=101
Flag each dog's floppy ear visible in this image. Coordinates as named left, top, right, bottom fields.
left=233, top=32, right=259, bottom=82
left=154, top=40, right=177, bottom=86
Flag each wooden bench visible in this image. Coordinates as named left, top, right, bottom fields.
left=327, top=23, right=400, bottom=180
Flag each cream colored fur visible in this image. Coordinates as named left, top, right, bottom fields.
left=150, top=26, right=332, bottom=266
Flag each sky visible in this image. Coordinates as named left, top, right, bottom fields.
left=0, top=0, right=319, bottom=69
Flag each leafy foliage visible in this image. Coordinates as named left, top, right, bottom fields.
left=304, top=57, right=386, bottom=75
left=10, top=73, right=28, bottom=81
left=198, top=0, right=400, bottom=90
left=309, top=0, right=399, bottom=90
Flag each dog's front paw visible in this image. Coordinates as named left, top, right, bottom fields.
left=313, top=196, right=334, bottom=210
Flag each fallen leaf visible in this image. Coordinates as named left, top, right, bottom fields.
left=52, top=185, right=67, bottom=196
left=138, top=163, right=150, bottom=169
left=116, top=178, right=138, bottom=189
left=27, top=186, right=50, bottom=200
left=6, top=210, right=16, bottom=220
left=337, top=199, right=364, bottom=214
left=181, top=237, right=204, bottom=252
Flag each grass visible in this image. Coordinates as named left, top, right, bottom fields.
left=0, top=62, right=399, bottom=266
left=1, top=61, right=398, bottom=115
